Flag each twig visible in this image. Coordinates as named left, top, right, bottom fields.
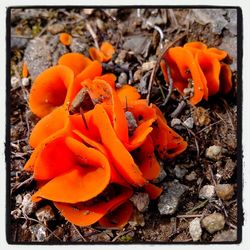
left=225, top=221, right=237, bottom=230
left=20, top=215, right=62, bottom=242
left=37, top=19, right=56, bottom=37
left=145, top=20, right=164, bottom=49
left=146, top=32, right=187, bottom=104
left=161, top=62, right=173, bottom=106
left=170, top=100, right=187, bottom=118
left=11, top=176, right=33, bottom=194
left=111, top=229, right=133, bottom=242
left=186, top=200, right=208, bottom=215
left=71, top=223, right=87, bottom=242
left=196, top=120, right=222, bottom=135
left=86, top=21, right=99, bottom=49
left=176, top=214, right=203, bottom=218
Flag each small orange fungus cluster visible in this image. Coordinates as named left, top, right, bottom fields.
left=160, top=41, right=233, bottom=105
left=25, top=41, right=187, bottom=228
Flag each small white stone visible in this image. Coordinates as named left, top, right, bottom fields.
left=199, top=185, right=215, bottom=200
left=142, top=61, right=156, bottom=72
left=11, top=76, right=20, bottom=88
left=183, top=117, right=194, bottom=129
left=21, top=193, right=37, bottom=216
left=21, top=77, right=30, bottom=86
left=171, top=118, right=181, bottom=127
left=189, top=217, right=202, bottom=241
left=36, top=205, right=55, bottom=222
left=206, top=145, right=222, bottom=160
left=130, top=192, right=150, bottom=212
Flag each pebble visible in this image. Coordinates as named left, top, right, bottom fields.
left=24, top=37, right=52, bottom=80
left=189, top=217, right=202, bottom=241
left=212, top=229, right=237, bottom=242
left=185, top=171, right=197, bottom=181
left=141, top=61, right=156, bottom=72
left=47, top=23, right=65, bottom=34
left=201, top=213, right=225, bottom=234
left=117, top=72, right=128, bottom=87
left=89, top=232, right=111, bottom=242
left=96, top=18, right=105, bottom=31
left=158, top=180, right=188, bottom=215
left=21, top=193, right=37, bottom=216
left=21, top=77, right=30, bottom=87
left=171, top=118, right=182, bottom=127
left=215, top=184, right=234, bottom=201
left=29, top=224, right=47, bottom=242
left=199, top=185, right=215, bottom=200
left=174, top=165, right=188, bottom=179
left=152, top=163, right=167, bottom=183
left=130, top=192, right=150, bottom=212
left=115, top=50, right=127, bottom=64
left=11, top=37, right=29, bottom=49
left=193, top=107, right=211, bottom=127
left=128, top=209, right=145, bottom=227
left=35, top=205, right=55, bottom=222
left=206, top=145, right=222, bottom=161
left=133, top=69, right=142, bottom=82
left=11, top=76, right=20, bottom=88
left=83, top=8, right=94, bottom=15
left=15, top=194, right=23, bottom=205
left=183, top=117, right=194, bottom=129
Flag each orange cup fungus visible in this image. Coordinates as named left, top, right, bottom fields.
left=59, top=33, right=72, bottom=46
left=160, top=41, right=233, bottom=105
left=25, top=41, right=189, bottom=229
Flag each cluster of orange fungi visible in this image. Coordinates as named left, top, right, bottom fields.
left=24, top=40, right=232, bottom=229
left=160, top=41, right=233, bottom=105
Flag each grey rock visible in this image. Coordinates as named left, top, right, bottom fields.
left=183, top=117, right=194, bottom=129
left=189, top=217, right=202, bottom=241
left=29, top=224, right=47, bottom=242
left=51, top=43, right=69, bottom=65
left=35, top=205, right=55, bottom=222
left=225, top=9, right=237, bottom=36
left=199, top=185, right=215, bottom=200
left=123, top=35, right=151, bottom=57
left=206, top=145, right=222, bottom=161
left=215, top=184, right=234, bottom=201
left=201, top=213, right=225, bottom=234
left=24, top=37, right=52, bottom=80
left=152, top=163, right=167, bottom=183
left=133, top=69, right=142, bottom=82
left=171, top=118, right=181, bottom=127
left=174, top=165, right=188, bottom=179
left=212, top=229, right=237, bottom=242
left=70, top=38, right=88, bottom=54
left=117, top=72, right=128, bottom=87
left=130, top=192, right=150, bottom=212
left=11, top=37, right=29, bottom=49
left=158, top=180, right=188, bottom=215
left=191, top=9, right=228, bottom=34
left=21, top=193, right=37, bottom=216
left=185, top=171, right=197, bottom=181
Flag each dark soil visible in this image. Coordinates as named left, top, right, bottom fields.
left=8, top=8, right=240, bottom=243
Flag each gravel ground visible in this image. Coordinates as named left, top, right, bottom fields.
left=7, top=7, right=241, bottom=243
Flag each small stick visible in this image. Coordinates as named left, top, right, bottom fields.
left=170, top=100, right=187, bottom=118
left=86, top=21, right=99, bottom=49
left=71, top=223, right=87, bottom=242
left=80, top=107, right=89, bottom=131
left=146, top=32, right=187, bottom=104
left=176, top=214, right=203, bottom=218
left=11, top=176, right=33, bottom=194
left=161, top=61, right=173, bottom=106
left=112, top=229, right=133, bottom=242
left=186, top=200, right=208, bottom=215
left=196, top=120, right=222, bottom=134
